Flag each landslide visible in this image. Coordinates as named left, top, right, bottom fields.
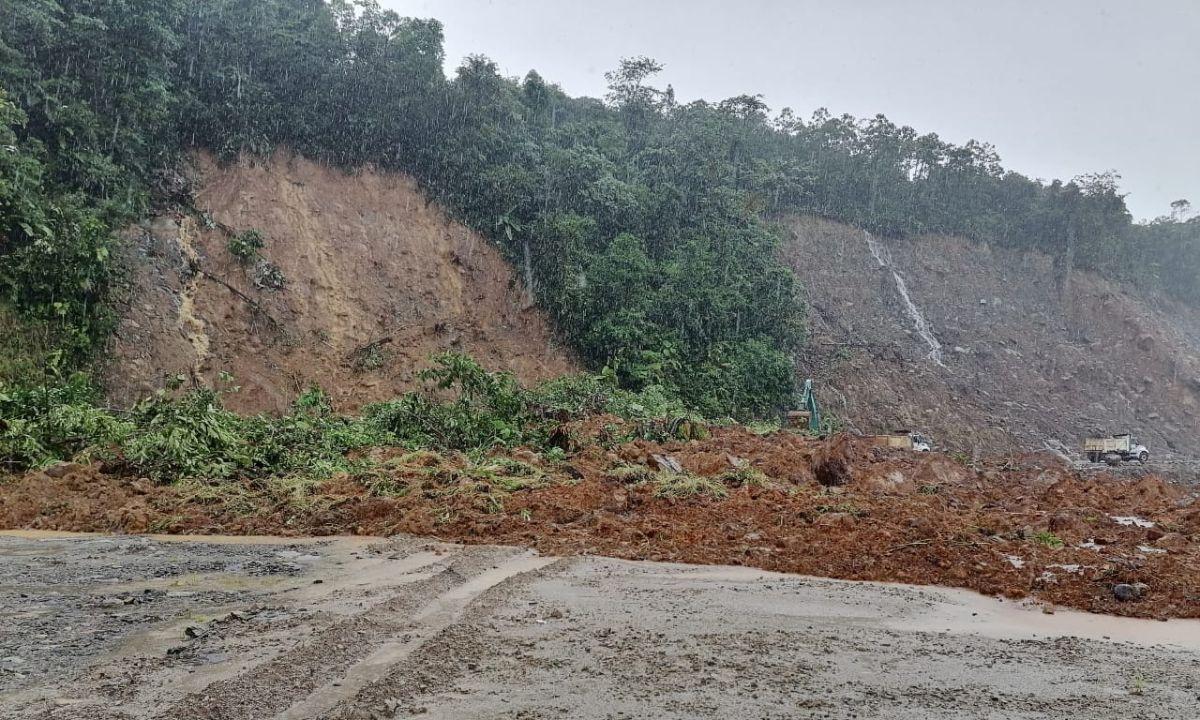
left=3, top=430, right=1198, bottom=619
left=104, top=151, right=575, bottom=414
left=782, top=216, right=1200, bottom=461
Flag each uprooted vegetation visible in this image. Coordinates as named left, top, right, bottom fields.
left=3, top=357, right=1199, bottom=620
left=0, top=352, right=699, bottom=480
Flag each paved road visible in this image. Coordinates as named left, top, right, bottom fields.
left=2, top=531, right=1198, bottom=719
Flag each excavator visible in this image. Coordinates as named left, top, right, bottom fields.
left=786, top=379, right=822, bottom=433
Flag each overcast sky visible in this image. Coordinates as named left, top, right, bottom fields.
left=385, top=0, right=1198, bottom=221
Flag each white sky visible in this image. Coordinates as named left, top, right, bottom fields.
left=385, top=0, right=1199, bottom=221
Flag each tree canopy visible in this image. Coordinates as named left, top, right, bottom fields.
left=1, top=0, right=1196, bottom=415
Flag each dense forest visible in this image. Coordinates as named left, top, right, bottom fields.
left=1, top=0, right=1197, bottom=418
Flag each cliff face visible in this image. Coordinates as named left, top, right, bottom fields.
left=780, top=215, right=1200, bottom=461
left=105, top=151, right=576, bottom=414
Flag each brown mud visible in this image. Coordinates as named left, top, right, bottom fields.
left=104, top=150, right=575, bottom=414
left=4, top=431, right=1197, bottom=620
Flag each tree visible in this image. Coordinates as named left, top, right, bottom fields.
left=1171, top=199, right=1192, bottom=222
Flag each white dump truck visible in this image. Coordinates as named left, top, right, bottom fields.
left=1083, top=434, right=1148, bottom=465
left=870, top=431, right=931, bottom=452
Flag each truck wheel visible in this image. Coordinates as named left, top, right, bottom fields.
left=1139, top=451, right=1148, bottom=464
left=1086, top=452, right=1097, bottom=463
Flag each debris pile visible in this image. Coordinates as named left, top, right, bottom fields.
left=3, top=429, right=1197, bottom=619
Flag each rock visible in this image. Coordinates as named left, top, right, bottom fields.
left=44, top=462, right=84, bottom=479
left=184, top=624, right=209, bottom=639
left=547, top=608, right=563, bottom=619
left=1113, top=582, right=1149, bottom=602
left=100, top=597, right=125, bottom=608
left=652, top=454, right=683, bottom=474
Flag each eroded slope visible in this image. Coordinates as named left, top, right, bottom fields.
left=782, top=216, right=1200, bottom=460
left=105, top=151, right=575, bottom=413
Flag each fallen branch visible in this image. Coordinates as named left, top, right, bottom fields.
left=886, top=539, right=931, bottom=554
left=197, top=270, right=281, bottom=330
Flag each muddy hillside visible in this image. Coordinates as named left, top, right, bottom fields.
left=105, top=151, right=576, bottom=414
left=782, top=216, right=1200, bottom=461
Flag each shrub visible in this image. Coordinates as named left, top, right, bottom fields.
left=0, top=375, right=131, bottom=470
left=227, top=229, right=265, bottom=265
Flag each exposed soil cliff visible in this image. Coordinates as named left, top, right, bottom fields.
left=782, top=216, right=1200, bottom=462
left=105, top=151, right=575, bottom=413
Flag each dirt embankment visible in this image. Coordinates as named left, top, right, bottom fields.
left=4, top=432, right=1198, bottom=619
left=104, top=151, right=575, bottom=414
left=781, top=216, right=1200, bottom=461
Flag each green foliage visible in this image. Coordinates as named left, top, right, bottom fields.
left=1032, top=531, right=1065, bottom=549
left=120, top=388, right=253, bottom=480
left=0, top=91, right=117, bottom=369
left=0, top=352, right=740, bottom=481
left=366, top=353, right=529, bottom=450
left=0, top=375, right=131, bottom=470
left=227, top=229, right=264, bottom=265
left=4, top=0, right=1199, bottom=415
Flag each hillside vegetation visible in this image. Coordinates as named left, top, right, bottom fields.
left=1, top=0, right=1197, bottom=419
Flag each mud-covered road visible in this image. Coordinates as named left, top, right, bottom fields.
left=2, top=531, right=1198, bottom=719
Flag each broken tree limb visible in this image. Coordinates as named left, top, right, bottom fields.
left=197, top=270, right=281, bottom=330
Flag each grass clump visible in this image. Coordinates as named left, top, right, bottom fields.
left=605, top=463, right=654, bottom=485
left=1033, top=531, right=1065, bottom=549
left=716, top=465, right=772, bottom=489
left=653, top=471, right=728, bottom=500
left=743, top=419, right=781, bottom=436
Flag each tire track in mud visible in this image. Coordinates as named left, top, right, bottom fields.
left=105, top=548, right=447, bottom=718
left=319, top=557, right=573, bottom=720
left=275, top=553, right=561, bottom=720
left=154, top=546, right=534, bottom=720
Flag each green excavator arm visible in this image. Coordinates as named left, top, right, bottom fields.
left=799, top=378, right=821, bottom=433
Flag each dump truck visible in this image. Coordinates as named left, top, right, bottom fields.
left=870, top=431, right=931, bottom=452
left=1084, top=434, right=1148, bottom=465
